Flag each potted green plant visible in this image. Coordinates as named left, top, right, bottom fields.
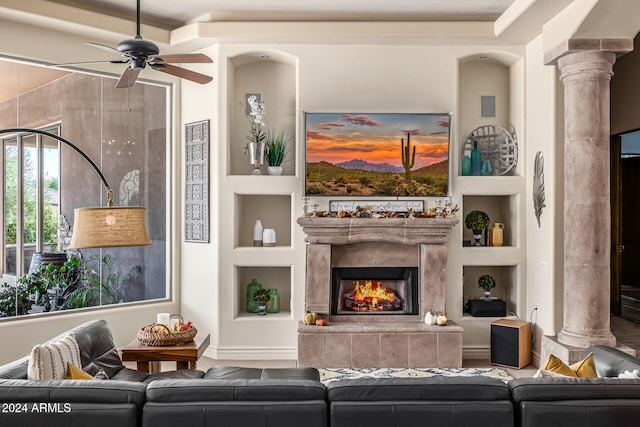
left=19, top=257, right=81, bottom=312
left=62, top=254, right=142, bottom=309
left=465, top=210, right=490, bottom=246
left=265, top=129, right=289, bottom=175
left=253, top=288, right=271, bottom=316
left=478, top=274, right=496, bottom=299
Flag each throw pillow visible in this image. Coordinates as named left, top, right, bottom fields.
left=570, top=352, right=597, bottom=378
left=539, top=354, right=577, bottom=377
left=27, top=333, right=82, bottom=380
left=536, top=352, right=597, bottom=378
left=66, top=362, right=94, bottom=380
left=93, top=369, right=110, bottom=380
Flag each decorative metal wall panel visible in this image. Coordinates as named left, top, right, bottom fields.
left=185, top=120, right=209, bottom=242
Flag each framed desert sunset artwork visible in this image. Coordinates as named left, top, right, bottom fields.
left=304, top=112, right=450, bottom=197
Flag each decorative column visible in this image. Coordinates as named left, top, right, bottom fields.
left=545, top=40, right=632, bottom=353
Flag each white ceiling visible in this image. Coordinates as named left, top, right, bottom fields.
left=46, top=0, right=516, bottom=30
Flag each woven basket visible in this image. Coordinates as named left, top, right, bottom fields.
left=137, top=315, right=197, bottom=346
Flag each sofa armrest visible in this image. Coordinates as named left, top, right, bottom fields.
left=584, top=345, right=640, bottom=377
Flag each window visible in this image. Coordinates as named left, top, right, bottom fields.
left=0, top=59, right=169, bottom=318
left=3, top=126, right=60, bottom=278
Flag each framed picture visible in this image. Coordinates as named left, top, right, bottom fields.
left=185, top=120, right=209, bottom=243
left=304, top=112, right=450, bottom=197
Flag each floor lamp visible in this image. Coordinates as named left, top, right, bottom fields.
left=0, top=128, right=151, bottom=249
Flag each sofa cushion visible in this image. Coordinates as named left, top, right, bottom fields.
left=327, top=377, right=510, bottom=401
left=27, top=334, right=82, bottom=380
left=145, top=379, right=326, bottom=403
left=67, top=320, right=125, bottom=378
left=204, top=366, right=320, bottom=381
left=509, top=377, right=640, bottom=402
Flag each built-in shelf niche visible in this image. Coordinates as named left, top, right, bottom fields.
left=462, top=265, right=518, bottom=315
left=235, top=194, right=292, bottom=248
left=228, top=51, right=297, bottom=176
left=461, top=195, right=518, bottom=247
left=458, top=53, right=523, bottom=178
left=236, top=266, right=292, bottom=318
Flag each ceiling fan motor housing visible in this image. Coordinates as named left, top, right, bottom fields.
left=116, top=37, right=160, bottom=58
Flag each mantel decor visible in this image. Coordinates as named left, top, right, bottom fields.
left=0, top=128, right=151, bottom=248
left=185, top=120, right=210, bottom=242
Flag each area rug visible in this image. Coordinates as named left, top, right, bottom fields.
left=319, top=367, right=513, bottom=384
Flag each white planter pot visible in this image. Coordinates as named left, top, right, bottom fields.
left=267, top=166, right=283, bottom=175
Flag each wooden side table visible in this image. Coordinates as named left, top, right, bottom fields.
left=121, top=333, right=210, bottom=373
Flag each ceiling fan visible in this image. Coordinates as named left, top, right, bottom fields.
left=60, top=0, right=212, bottom=88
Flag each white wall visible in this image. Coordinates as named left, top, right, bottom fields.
left=180, top=41, right=549, bottom=359
left=524, top=34, right=562, bottom=364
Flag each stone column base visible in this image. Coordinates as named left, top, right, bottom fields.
left=542, top=335, right=636, bottom=365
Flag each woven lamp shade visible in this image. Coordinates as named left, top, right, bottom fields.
left=69, top=206, right=151, bottom=249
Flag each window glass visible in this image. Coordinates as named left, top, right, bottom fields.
left=0, top=60, right=169, bottom=318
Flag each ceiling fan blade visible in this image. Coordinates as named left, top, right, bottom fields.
left=151, top=53, right=212, bottom=64
left=86, top=42, right=121, bottom=54
left=115, top=67, right=141, bottom=89
left=151, top=63, right=212, bottom=85
left=51, top=60, right=128, bottom=67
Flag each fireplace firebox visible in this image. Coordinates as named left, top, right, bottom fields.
left=331, top=267, right=419, bottom=315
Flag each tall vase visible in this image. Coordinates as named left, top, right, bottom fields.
left=244, top=142, right=266, bottom=175
left=246, top=278, right=262, bottom=313
left=253, top=220, right=263, bottom=247
left=470, top=140, right=481, bottom=176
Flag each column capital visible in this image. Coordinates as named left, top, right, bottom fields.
left=544, top=38, right=633, bottom=66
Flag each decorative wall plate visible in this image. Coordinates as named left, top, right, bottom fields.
left=463, top=125, right=518, bottom=175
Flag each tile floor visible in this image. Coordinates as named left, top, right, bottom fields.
left=131, top=315, right=639, bottom=380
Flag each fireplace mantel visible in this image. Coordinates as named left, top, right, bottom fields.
left=296, top=217, right=458, bottom=245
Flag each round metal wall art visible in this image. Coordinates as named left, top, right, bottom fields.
left=463, top=125, right=518, bottom=175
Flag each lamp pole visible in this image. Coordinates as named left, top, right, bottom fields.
left=0, top=128, right=114, bottom=206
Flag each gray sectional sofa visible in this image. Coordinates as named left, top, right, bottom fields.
left=1, top=319, right=640, bottom=427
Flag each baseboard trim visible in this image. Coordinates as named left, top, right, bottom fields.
left=204, top=345, right=507, bottom=363
left=205, top=346, right=297, bottom=360
left=462, top=345, right=490, bottom=360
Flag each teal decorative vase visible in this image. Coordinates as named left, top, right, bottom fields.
left=481, top=159, right=493, bottom=176
left=246, top=278, right=262, bottom=313
left=461, top=155, right=471, bottom=176
left=470, top=140, right=481, bottom=176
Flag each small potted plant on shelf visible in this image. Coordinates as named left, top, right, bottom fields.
left=464, top=210, right=490, bottom=246
left=478, top=274, right=496, bottom=300
left=253, top=288, right=271, bottom=316
left=265, top=128, right=289, bottom=176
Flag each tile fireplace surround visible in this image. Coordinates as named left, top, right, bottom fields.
left=297, top=217, right=462, bottom=368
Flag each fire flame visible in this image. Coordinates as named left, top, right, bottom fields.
left=354, top=280, right=396, bottom=306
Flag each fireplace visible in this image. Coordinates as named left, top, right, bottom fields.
left=332, top=267, right=418, bottom=316
left=297, top=217, right=462, bottom=368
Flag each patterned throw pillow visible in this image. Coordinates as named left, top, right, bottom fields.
left=93, top=369, right=110, bottom=380
left=27, top=334, right=82, bottom=380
